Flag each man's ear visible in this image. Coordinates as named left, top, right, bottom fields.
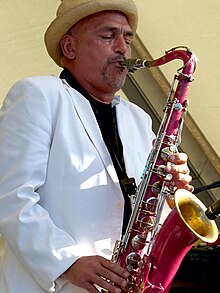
left=60, top=35, right=76, bottom=60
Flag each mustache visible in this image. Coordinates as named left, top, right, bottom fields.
left=108, top=55, right=127, bottom=64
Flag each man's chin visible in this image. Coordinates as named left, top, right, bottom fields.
left=103, top=67, right=127, bottom=88
left=110, top=82, right=125, bottom=91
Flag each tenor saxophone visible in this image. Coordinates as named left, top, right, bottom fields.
left=112, top=46, right=219, bottom=293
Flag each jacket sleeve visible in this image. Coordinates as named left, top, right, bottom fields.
left=0, top=78, right=78, bottom=292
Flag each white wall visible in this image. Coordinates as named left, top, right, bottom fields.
left=0, top=0, right=60, bottom=99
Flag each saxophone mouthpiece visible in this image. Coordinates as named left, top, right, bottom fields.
left=120, top=59, right=151, bottom=73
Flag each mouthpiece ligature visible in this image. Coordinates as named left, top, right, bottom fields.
left=120, top=59, right=153, bottom=73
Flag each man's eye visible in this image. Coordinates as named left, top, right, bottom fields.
left=101, top=36, right=112, bottom=39
left=125, top=39, right=132, bottom=45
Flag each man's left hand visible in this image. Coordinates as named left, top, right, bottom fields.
left=165, top=152, right=194, bottom=192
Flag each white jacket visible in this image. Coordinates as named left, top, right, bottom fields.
left=0, top=75, right=164, bottom=292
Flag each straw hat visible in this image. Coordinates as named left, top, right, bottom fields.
left=44, top=0, right=138, bottom=67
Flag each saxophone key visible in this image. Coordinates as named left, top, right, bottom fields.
left=139, top=216, right=154, bottom=232
left=131, top=234, right=146, bottom=250
left=174, top=102, right=183, bottom=111
left=125, top=252, right=141, bottom=270
left=151, top=181, right=162, bottom=195
left=160, top=145, right=178, bottom=162
left=142, top=196, right=158, bottom=213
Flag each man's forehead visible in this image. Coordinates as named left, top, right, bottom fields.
left=72, top=10, right=132, bottom=32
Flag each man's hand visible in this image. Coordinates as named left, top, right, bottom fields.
left=165, top=152, right=194, bottom=192
left=62, top=255, right=129, bottom=293
left=164, top=152, right=193, bottom=208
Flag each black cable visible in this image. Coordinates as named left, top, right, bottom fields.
left=193, top=180, right=220, bottom=220
left=194, top=180, right=220, bottom=194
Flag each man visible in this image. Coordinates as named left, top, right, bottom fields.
left=0, top=1, right=193, bottom=292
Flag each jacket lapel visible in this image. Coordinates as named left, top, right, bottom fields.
left=66, top=85, right=120, bottom=185
left=116, top=103, right=136, bottom=179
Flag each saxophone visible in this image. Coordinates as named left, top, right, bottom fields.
left=112, top=46, right=219, bottom=293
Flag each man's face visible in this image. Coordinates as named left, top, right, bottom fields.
left=68, top=11, right=133, bottom=94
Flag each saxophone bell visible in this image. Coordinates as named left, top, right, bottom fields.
left=148, top=189, right=218, bottom=292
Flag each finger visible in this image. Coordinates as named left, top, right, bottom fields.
left=93, top=275, right=124, bottom=293
left=97, top=267, right=128, bottom=291
left=174, top=173, right=192, bottom=184
left=170, top=175, right=192, bottom=191
left=84, top=282, right=102, bottom=293
left=185, top=184, right=194, bottom=193
left=74, top=264, right=123, bottom=293
left=101, top=258, right=129, bottom=279
left=176, top=184, right=194, bottom=193
left=166, top=162, right=189, bottom=175
left=168, top=153, right=188, bottom=164
left=97, top=260, right=129, bottom=290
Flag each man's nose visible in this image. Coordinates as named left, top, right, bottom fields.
left=113, top=35, right=128, bottom=55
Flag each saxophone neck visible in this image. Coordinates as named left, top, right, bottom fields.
left=121, top=46, right=197, bottom=76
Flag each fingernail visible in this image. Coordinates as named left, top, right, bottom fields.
left=124, top=271, right=129, bottom=278
left=122, top=280, right=127, bottom=287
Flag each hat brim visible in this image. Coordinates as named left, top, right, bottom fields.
left=44, top=0, right=138, bottom=67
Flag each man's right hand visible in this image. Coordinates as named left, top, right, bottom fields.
left=62, top=255, right=130, bottom=293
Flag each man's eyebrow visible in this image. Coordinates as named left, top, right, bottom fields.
left=98, top=26, right=134, bottom=37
